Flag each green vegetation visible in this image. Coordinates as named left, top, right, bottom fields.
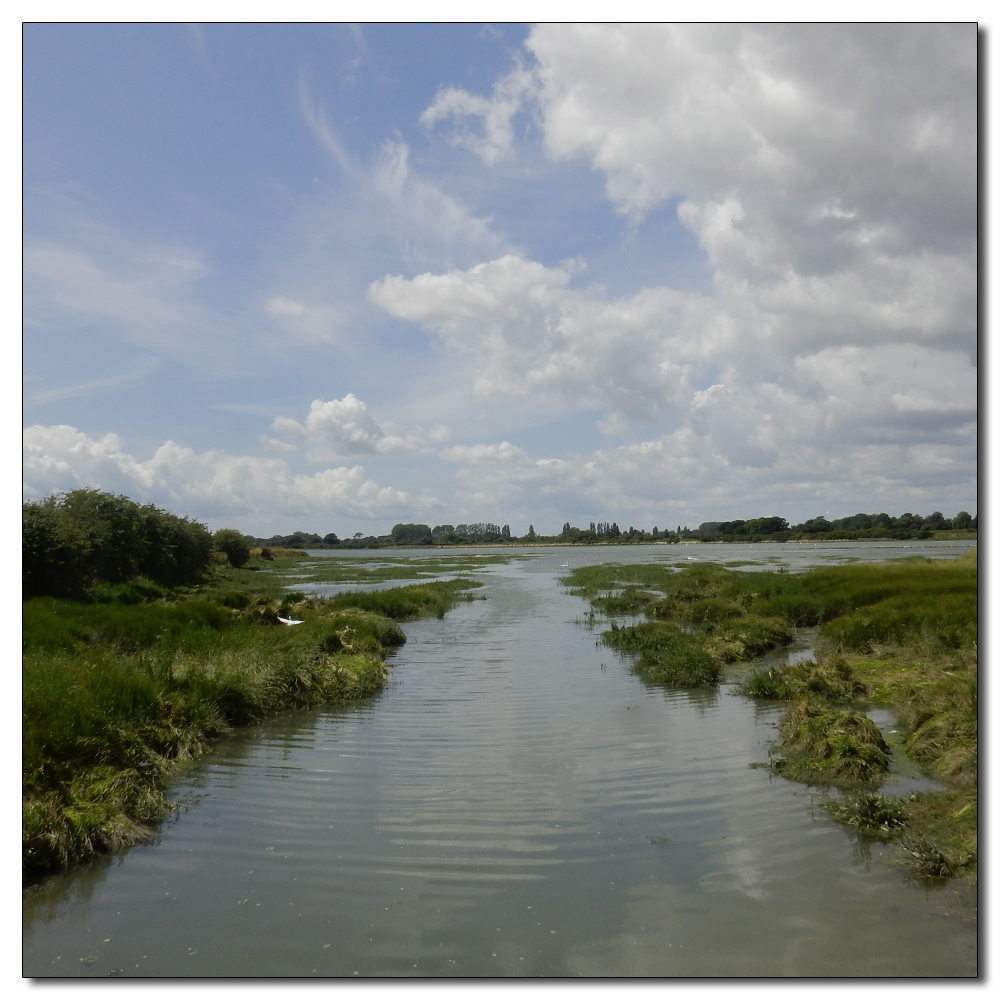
left=565, top=551, right=977, bottom=882
left=23, top=490, right=214, bottom=599
left=213, top=528, right=251, bottom=568
left=23, top=499, right=485, bottom=877
left=771, top=700, right=891, bottom=784
left=603, top=622, right=721, bottom=686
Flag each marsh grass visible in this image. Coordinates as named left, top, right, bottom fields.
left=567, top=554, right=977, bottom=881
left=23, top=573, right=480, bottom=876
left=771, top=700, right=892, bottom=785
left=740, top=655, right=868, bottom=702
left=602, top=621, right=720, bottom=686
left=827, top=791, right=909, bottom=837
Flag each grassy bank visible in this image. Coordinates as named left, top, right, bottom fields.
left=564, top=551, right=978, bottom=883
left=23, top=570, right=480, bottom=877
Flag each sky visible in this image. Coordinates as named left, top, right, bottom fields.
left=21, top=22, right=978, bottom=537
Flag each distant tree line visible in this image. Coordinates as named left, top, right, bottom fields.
left=246, top=509, right=977, bottom=552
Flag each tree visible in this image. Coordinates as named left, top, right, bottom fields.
left=214, top=529, right=251, bottom=568
left=953, top=511, right=973, bottom=530
left=390, top=523, right=432, bottom=544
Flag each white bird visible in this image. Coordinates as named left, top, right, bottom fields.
left=277, top=616, right=305, bottom=626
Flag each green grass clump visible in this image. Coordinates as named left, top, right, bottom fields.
left=771, top=700, right=892, bottom=785
left=704, top=615, right=792, bottom=662
left=591, top=588, right=657, bottom=616
left=323, top=578, right=481, bottom=619
left=602, top=622, right=720, bottom=686
left=740, top=655, right=868, bottom=702
left=686, top=598, right=744, bottom=624
left=827, top=791, right=908, bottom=837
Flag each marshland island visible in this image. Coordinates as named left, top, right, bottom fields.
left=23, top=490, right=978, bottom=976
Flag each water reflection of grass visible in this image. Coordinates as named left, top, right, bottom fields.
left=564, top=550, right=978, bottom=883
left=23, top=569, right=481, bottom=878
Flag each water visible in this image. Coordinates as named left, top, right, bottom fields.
left=23, top=541, right=978, bottom=977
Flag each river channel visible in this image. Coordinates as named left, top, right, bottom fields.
left=23, top=541, right=977, bottom=977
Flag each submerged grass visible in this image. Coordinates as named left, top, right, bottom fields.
left=23, top=568, right=480, bottom=877
left=567, top=549, right=977, bottom=883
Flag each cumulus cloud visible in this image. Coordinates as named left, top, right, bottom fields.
left=370, top=254, right=716, bottom=418
left=376, top=24, right=977, bottom=515
left=271, top=394, right=449, bottom=460
left=23, top=424, right=434, bottom=524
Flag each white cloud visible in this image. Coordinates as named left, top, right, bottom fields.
left=271, top=394, right=449, bottom=460
left=23, top=424, right=435, bottom=526
left=370, top=254, right=714, bottom=419
left=421, top=61, right=537, bottom=165
left=440, top=441, right=531, bottom=465
left=377, top=24, right=976, bottom=516
left=265, top=297, right=307, bottom=317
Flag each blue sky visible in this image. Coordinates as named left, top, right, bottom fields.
left=23, top=23, right=977, bottom=536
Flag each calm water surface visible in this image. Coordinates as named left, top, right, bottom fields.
left=23, top=542, right=978, bottom=977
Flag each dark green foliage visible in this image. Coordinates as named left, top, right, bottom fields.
left=390, top=523, right=433, bottom=544
left=213, top=528, right=251, bottom=569
left=23, top=490, right=213, bottom=598
left=827, top=791, right=908, bottom=837
left=686, top=598, right=744, bottom=623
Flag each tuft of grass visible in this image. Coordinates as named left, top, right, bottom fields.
left=827, top=791, right=908, bottom=837
left=591, top=588, right=657, bottom=616
left=771, top=700, right=891, bottom=785
left=897, top=833, right=955, bottom=880
left=602, top=621, right=721, bottom=686
left=740, top=655, right=867, bottom=702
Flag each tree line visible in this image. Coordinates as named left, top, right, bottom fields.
left=24, top=491, right=979, bottom=600
left=250, top=509, right=978, bottom=550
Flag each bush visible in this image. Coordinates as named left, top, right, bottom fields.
left=213, top=529, right=251, bottom=569
left=23, top=491, right=213, bottom=598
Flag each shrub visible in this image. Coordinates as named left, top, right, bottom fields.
left=214, top=529, right=251, bottom=569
